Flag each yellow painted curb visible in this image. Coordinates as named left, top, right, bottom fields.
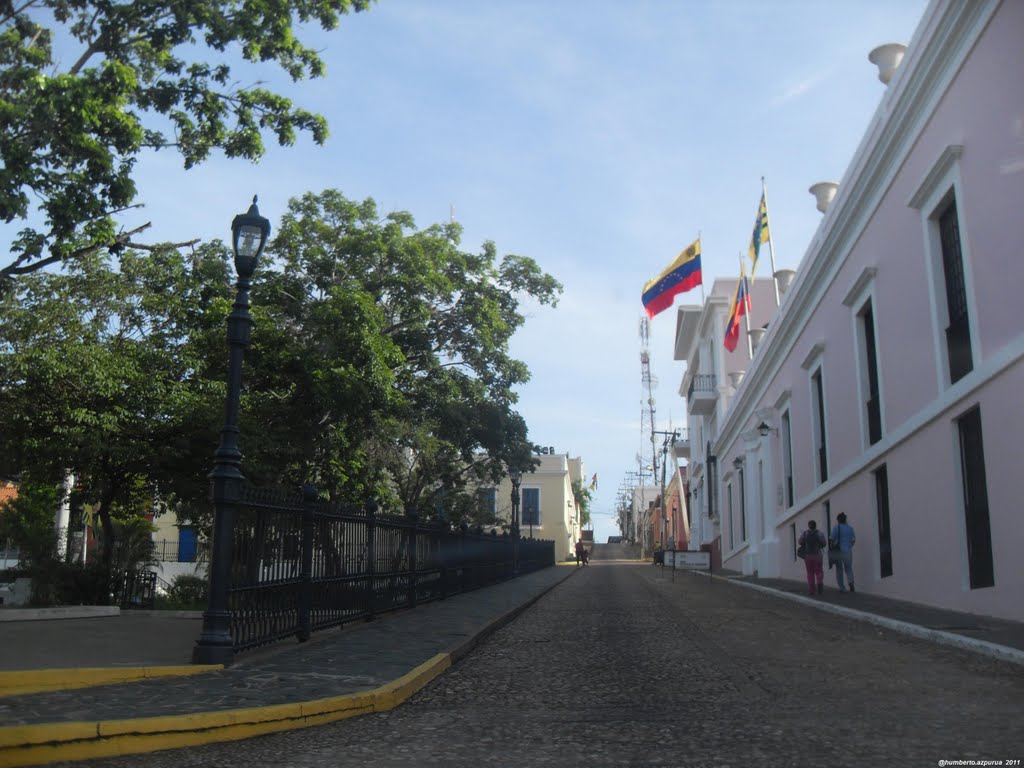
left=0, top=665, right=223, bottom=698
left=0, top=653, right=452, bottom=768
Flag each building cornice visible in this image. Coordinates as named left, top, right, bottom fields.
left=841, top=267, right=878, bottom=307
left=715, top=0, right=999, bottom=455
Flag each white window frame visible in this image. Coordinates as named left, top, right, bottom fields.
left=726, top=481, right=735, bottom=551
left=801, top=343, right=828, bottom=486
left=780, top=407, right=794, bottom=510
left=907, top=145, right=979, bottom=391
left=843, top=268, right=885, bottom=451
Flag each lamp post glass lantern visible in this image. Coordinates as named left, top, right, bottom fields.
left=193, top=197, right=270, bottom=667
left=231, top=196, right=272, bottom=276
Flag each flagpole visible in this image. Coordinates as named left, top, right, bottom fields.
left=762, top=176, right=780, bottom=307
left=741, top=254, right=753, bottom=361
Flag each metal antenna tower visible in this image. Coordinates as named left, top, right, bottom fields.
left=639, top=317, right=660, bottom=551
left=639, top=318, right=659, bottom=492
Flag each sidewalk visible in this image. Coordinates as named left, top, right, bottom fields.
left=683, top=565, right=1024, bottom=662
left=3, top=561, right=1023, bottom=767
left=0, top=565, right=577, bottom=767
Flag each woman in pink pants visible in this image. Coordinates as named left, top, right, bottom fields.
left=799, top=520, right=826, bottom=595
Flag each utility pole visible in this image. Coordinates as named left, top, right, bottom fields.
left=651, top=429, right=680, bottom=549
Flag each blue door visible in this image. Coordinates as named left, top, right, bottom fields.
left=178, top=527, right=197, bottom=562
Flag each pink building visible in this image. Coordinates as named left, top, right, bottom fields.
left=675, top=0, right=1023, bottom=621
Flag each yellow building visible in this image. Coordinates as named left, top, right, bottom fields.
left=492, top=451, right=585, bottom=562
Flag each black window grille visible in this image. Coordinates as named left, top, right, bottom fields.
left=812, top=370, right=828, bottom=483
left=782, top=411, right=794, bottom=507
left=875, top=465, right=893, bottom=578
left=738, top=469, right=746, bottom=542
left=958, top=407, right=994, bottom=589
left=939, top=200, right=973, bottom=383
left=862, top=302, right=882, bottom=444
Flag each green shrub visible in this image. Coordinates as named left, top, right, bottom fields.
left=163, top=574, right=208, bottom=609
left=28, top=561, right=112, bottom=606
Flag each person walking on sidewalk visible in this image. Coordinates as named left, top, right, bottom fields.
left=830, top=513, right=857, bottom=592
left=799, top=520, right=826, bottom=595
left=575, top=539, right=585, bottom=566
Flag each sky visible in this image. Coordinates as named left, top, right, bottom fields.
left=17, top=0, right=930, bottom=541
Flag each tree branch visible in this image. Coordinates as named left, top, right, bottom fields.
left=1, top=222, right=201, bottom=279
left=1, top=0, right=40, bottom=28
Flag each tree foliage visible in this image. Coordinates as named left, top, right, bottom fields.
left=572, top=478, right=592, bottom=529
left=0, top=478, right=62, bottom=565
left=0, top=189, right=562, bottom=559
left=242, top=189, right=560, bottom=517
left=0, top=244, right=233, bottom=565
left=0, top=0, right=373, bottom=281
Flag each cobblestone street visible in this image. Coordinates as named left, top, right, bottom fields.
left=53, top=563, right=1024, bottom=768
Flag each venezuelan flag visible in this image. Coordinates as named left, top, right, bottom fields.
left=724, top=270, right=752, bottom=352
left=642, top=239, right=702, bottom=319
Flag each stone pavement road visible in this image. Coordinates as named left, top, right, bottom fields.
left=47, top=562, right=1024, bottom=768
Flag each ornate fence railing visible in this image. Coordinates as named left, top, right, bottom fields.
left=226, top=485, right=555, bottom=653
left=114, top=569, right=157, bottom=610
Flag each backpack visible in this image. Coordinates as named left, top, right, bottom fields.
left=828, top=525, right=841, bottom=551
left=804, top=529, right=822, bottom=555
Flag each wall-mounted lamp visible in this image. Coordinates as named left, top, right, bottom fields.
left=732, top=457, right=744, bottom=470
left=757, top=421, right=777, bottom=437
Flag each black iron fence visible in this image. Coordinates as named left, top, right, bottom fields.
left=114, top=569, right=157, bottom=609
left=226, top=485, right=554, bottom=653
left=153, top=540, right=199, bottom=563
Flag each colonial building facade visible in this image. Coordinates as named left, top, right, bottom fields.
left=493, top=451, right=585, bottom=563
left=676, top=0, right=1022, bottom=621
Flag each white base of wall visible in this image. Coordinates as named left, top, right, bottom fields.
left=756, top=539, right=783, bottom=578
left=0, top=577, right=32, bottom=606
left=152, top=561, right=208, bottom=590
left=741, top=551, right=757, bottom=576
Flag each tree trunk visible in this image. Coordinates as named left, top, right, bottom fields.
left=97, top=485, right=118, bottom=571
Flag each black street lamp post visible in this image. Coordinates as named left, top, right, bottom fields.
left=510, top=469, right=522, bottom=574
left=193, top=197, right=271, bottom=667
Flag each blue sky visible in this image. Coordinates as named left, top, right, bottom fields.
left=19, top=0, right=930, bottom=540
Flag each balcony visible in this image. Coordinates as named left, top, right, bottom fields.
left=672, top=430, right=690, bottom=460
left=687, top=374, right=718, bottom=416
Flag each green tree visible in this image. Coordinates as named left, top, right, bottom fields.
left=0, top=245, right=232, bottom=567
left=0, top=190, right=562, bottom=554
left=242, top=189, right=561, bottom=518
left=572, top=478, right=592, bottom=529
left=0, top=0, right=373, bottom=282
left=0, top=477, right=62, bottom=565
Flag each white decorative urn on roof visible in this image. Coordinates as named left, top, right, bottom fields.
left=774, top=268, right=797, bottom=296
left=748, top=327, right=767, bottom=353
left=869, top=43, right=907, bottom=85
left=809, top=181, right=839, bottom=213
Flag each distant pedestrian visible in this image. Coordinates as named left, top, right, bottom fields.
left=575, top=539, right=585, bottom=567
left=799, top=520, right=826, bottom=595
left=830, top=513, right=857, bottom=592
left=581, top=546, right=590, bottom=566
